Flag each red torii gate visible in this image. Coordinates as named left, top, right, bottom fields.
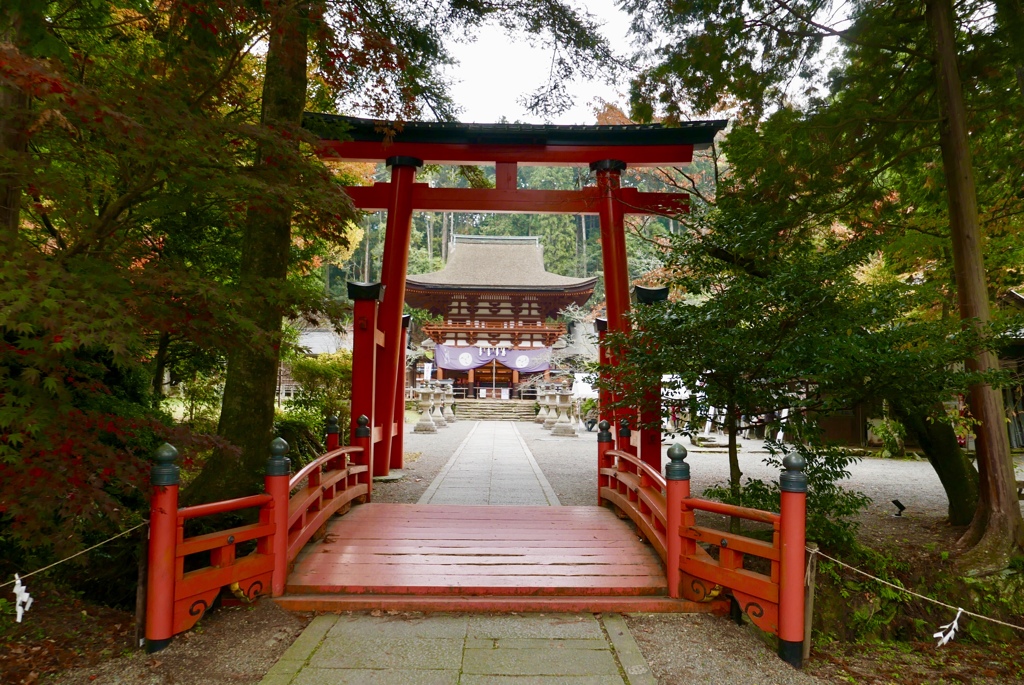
left=308, top=114, right=727, bottom=477
left=144, top=114, right=812, bottom=669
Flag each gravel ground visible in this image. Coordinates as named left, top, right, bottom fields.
left=370, top=412, right=475, bottom=504
left=624, top=613, right=823, bottom=685
left=53, top=601, right=308, bottom=685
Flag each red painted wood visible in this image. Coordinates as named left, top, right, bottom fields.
left=176, top=494, right=272, bottom=520
left=374, top=162, right=418, bottom=478
left=343, top=184, right=688, bottom=216
left=349, top=297, right=379, bottom=466
left=275, top=594, right=729, bottom=614
left=319, top=140, right=695, bottom=167
left=286, top=504, right=666, bottom=599
left=779, top=489, right=807, bottom=645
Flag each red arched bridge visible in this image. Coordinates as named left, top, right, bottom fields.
left=144, top=116, right=809, bottom=668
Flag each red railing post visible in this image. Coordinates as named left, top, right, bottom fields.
left=265, top=437, right=291, bottom=597
left=664, top=443, right=689, bottom=599
left=146, top=443, right=179, bottom=652
left=352, top=414, right=373, bottom=501
left=596, top=420, right=614, bottom=505
left=778, top=453, right=808, bottom=668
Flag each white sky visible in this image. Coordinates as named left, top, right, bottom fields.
left=442, top=0, right=633, bottom=125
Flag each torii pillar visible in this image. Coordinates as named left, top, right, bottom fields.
left=374, top=156, right=422, bottom=477
left=592, top=160, right=632, bottom=453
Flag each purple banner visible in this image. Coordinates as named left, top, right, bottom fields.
left=435, top=344, right=551, bottom=373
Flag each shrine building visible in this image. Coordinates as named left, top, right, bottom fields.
left=405, top=234, right=596, bottom=397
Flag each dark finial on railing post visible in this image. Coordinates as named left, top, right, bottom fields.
left=665, top=443, right=689, bottom=481
left=618, top=418, right=631, bottom=438
left=325, top=415, right=340, bottom=451
left=778, top=451, right=808, bottom=668
left=780, top=453, right=808, bottom=493
left=596, top=420, right=614, bottom=506
left=355, top=414, right=371, bottom=438
left=151, top=443, right=180, bottom=486
left=265, top=438, right=292, bottom=597
left=147, top=443, right=180, bottom=653
left=266, top=437, right=291, bottom=477
left=352, top=415, right=372, bottom=500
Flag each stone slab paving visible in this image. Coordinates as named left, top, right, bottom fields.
left=418, top=421, right=560, bottom=506
left=259, top=613, right=655, bottom=685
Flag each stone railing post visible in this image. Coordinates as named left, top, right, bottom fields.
left=265, top=437, right=291, bottom=597
left=778, top=452, right=808, bottom=668
left=146, top=443, right=179, bottom=652
left=664, top=443, right=690, bottom=599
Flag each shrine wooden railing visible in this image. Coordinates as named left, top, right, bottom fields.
left=422, top=321, right=566, bottom=347
left=145, top=416, right=371, bottom=652
left=596, top=420, right=808, bottom=668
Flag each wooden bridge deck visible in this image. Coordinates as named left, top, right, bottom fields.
left=277, top=503, right=720, bottom=613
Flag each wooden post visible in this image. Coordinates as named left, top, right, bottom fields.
left=352, top=415, right=373, bottom=500
left=597, top=420, right=614, bottom=505
left=593, top=161, right=630, bottom=436
left=134, top=523, right=149, bottom=650
left=664, top=444, right=690, bottom=599
left=635, top=286, right=669, bottom=472
left=778, top=453, right=808, bottom=668
left=803, top=542, right=819, bottom=662
left=348, top=282, right=383, bottom=476
left=391, top=314, right=410, bottom=469
left=595, top=318, right=611, bottom=424
left=374, top=156, right=422, bottom=478
left=146, top=443, right=179, bottom=653
left=264, top=437, right=291, bottom=597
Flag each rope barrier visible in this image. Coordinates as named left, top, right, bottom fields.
left=808, top=546, right=1024, bottom=633
left=1, top=522, right=147, bottom=590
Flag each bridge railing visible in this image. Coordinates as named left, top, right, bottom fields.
left=595, top=420, right=807, bottom=668
left=145, top=415, right=371, bottom=652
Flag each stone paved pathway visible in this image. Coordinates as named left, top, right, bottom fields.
left=259, top=612, right=656, bottom=685
left=417, top=421, right=560, bottom=506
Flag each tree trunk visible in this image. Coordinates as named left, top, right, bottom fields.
left=0, top=16, right=29, bottom=242
left=726, top=401, right=742, bottom=534
left=185, top=0, right=309, bottom=503
left=152, top=331, right=170, bottom=401
left=441, top=212, right=450, bottom=262
left=576, top=214, right=585, bottom=277
left=893, top=401, right=979, bottom=526
left=927, top=0, right=1024, bottom=573
left=426, top=213, right=432, bottom=263
left=362, top=220, right=370, bottom=282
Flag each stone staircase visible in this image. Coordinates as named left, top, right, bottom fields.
left=453, top=399, right=537, bottom=422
